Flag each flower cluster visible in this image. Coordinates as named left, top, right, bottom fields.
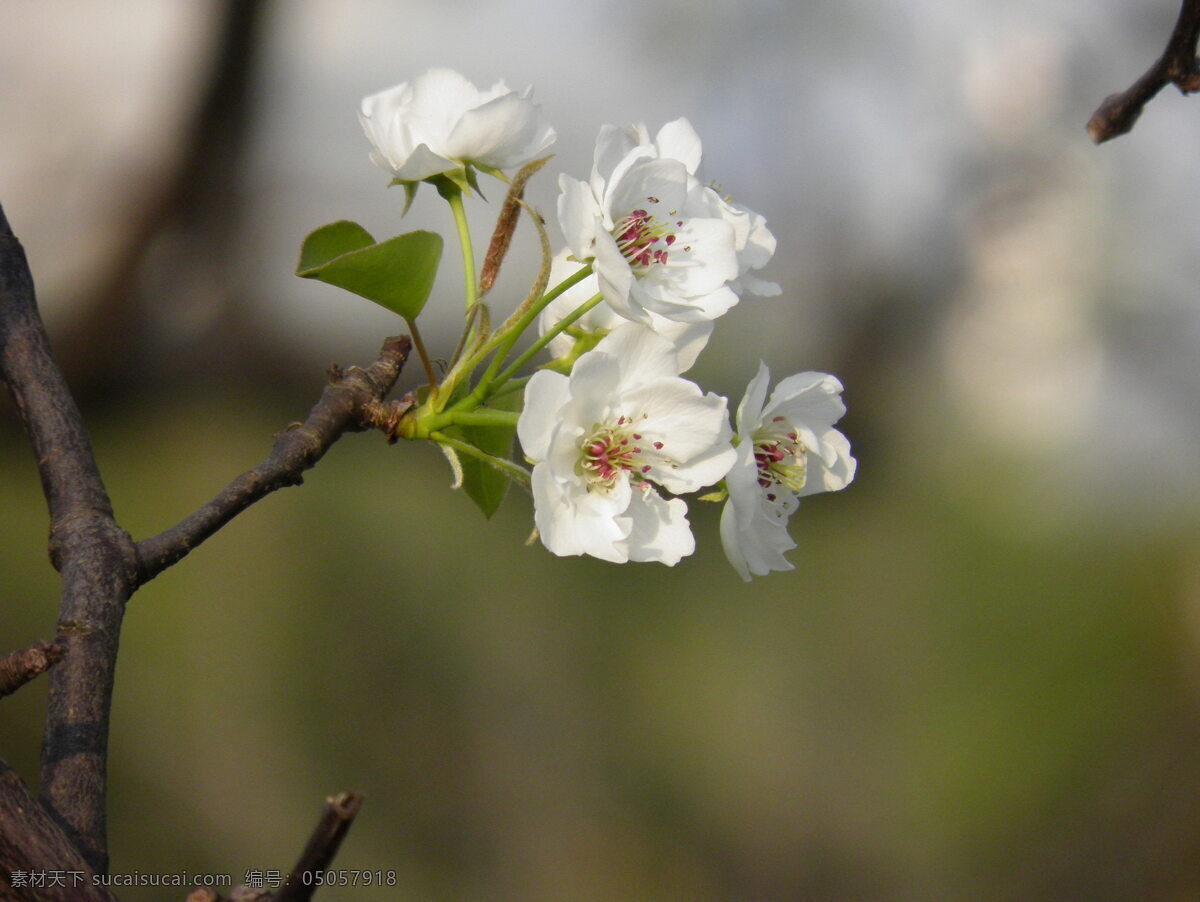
left=310, top=68, right=854, bottom=580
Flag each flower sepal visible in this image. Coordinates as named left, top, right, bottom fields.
left=695, top=485, right=729, bottom=503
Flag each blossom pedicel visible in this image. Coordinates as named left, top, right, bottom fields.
left=302, top=68, right=853, bottom=577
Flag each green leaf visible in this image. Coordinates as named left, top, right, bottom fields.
left=297, top=226, right=443, bottom=320
left=297, top=220, right=375, bottom=273
left=450, top=391, right=523, bottom=518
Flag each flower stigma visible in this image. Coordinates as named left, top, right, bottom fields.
left=753, top=415, right=807, bottom=501
left=578, top=415, right=664, bottom=491
left=612, top=198, right=686, bottom=273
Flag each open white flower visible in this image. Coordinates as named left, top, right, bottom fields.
left=557, top=123, right=741, bottom=324
left=518, top=324, right=735, bottom=565
left=586, top=118, right=780, bottom=299
left=720, top=363, right=856, bottom=581
left=538, top=250, right=713, bottom=372
left=359, top=68, right=555, bottom=183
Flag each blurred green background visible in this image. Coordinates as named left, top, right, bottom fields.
left=4, top=1, right=1200, bottom=899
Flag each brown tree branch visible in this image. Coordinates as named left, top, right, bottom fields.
left=271, top=793, right=364, bottom=902
left=176, top=794, right=364, bottom=902
left=0, top=761, right=117, bottom=902
left=0, top=203, right=139, bottom=873
left=0, top=642, right=63, bottom=700
left=134, top=337, right=412, bottom=584
left=1088, top=0, right=1200, bottom=143
left=4, top=173, right=410, bottom=887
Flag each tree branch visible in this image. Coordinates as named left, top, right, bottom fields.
left=0, top=641, right=63, bottom=700
left=1088, top=0, right=1200, bottom=143
left=0, top=203, right=139, bottom=873
left=177, top=794, right=364, bottom=902
left=271, top=793, right=364, bottom=902
left=134, top=337, right=412, bottom=584
left=0, top=761, right=117, bottom=902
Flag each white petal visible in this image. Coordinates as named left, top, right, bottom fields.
left=660, top=217, right=740, bottom=295
left=654, top=118, right=704, bottom=175
left=517, top=370, right=570, bottom=463
left=765, top=372, right=847, bottom=431
left=446, top=92, right=554, bottom=167
left=631, top=282, right=740, bottom=324
left=592, top=124, right=641, bottom=192
left=607, top=159, right=689, bottom=222
left=597, top=323, right=683, bottom=386
left=646, top=314, right=712, bottom=372
left=736, top=362, right=772, bottom=439
left=532, top=466, right=631, bottom=562
left=617, top=381, right=733, bottom=493
left=389, top=143, right=459, bottom=182
left=591, top=232, right=642, bottom=321
left=622, top=489, right=695, bottom=565
left=797, top=428, right=857, bottom=497
left=557, top=175, right=603, bottom=262
left=720, top=494, right=797, bottom=581
left=720, top=440, right=798, bottom=581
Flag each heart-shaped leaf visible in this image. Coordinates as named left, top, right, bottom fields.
left=298, top=223, right=443, bottom=320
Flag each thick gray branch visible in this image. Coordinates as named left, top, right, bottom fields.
left=0, top=761, right=117, bottom=902
left=0, top=204, right=139, bottom=874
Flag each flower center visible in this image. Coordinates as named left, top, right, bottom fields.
left=753, top=416, right=807, bottom=501
left=578, top=416, right=663, bottom=491
left=612, top=197, right=685, bottom=273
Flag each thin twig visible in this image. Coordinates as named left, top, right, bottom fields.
left=0, top=203, right=138, bottom=873
left=134, top=337, right=412, bottom=584
left=0, top=641, right=64, bottom=699
left=271, top=793, right=364, bottom=902
left=1088, top=0, right=1200, bottom=143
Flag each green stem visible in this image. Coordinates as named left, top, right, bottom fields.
left=491, top=292, right=604, bottom=388
left=488, top=375, right=529, bottom=400
left=443, top=184, right=477, bottom=312
left=445, top=409, right=520, bottom=429
left=465, top=264, right=594, bottom=404
left=405, top=317, right=439, bottom=396
left=431, top=432, right=531, bottom=488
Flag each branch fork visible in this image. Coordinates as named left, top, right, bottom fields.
left=1, top=201, right=407, bottom=894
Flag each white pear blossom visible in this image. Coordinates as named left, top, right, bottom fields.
left=586, top=118, right=780, bottom=299
left=558, top=123, right=742, bottom=324
left=538, top=250, right=713, bottom=372
left=518, top=324, right=735, bottom=565
left=721, top=363, right=856, bottom=581
left=359, top=68, right=555, bottom=183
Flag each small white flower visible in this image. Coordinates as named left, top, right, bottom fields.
left=518, top=324, right=735, bottom=565
left=587, top=118, right=780, bottom=299
left=538, top=250, right=713, bottom=372
left=358, top=68, right=555, bottom=183
left=557, top=122, right=742, bottom=324
left=721, top=363, right=856, bottom=581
